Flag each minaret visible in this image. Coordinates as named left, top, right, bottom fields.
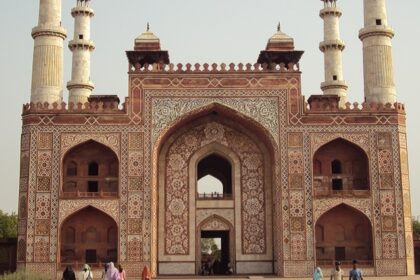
left=319, top=0, right=348, bottom=107
left=359, top=0, right=396, bottom=104
left=31, top=0, right=67, bottom=104
left=67, top=0, right=95, bottom=105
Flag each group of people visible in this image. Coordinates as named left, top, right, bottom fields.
left=62, top=262, right=126, bottom=280
left=313, top=260, right=364, bottom=280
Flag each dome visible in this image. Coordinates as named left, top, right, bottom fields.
left=265, top=24, right=295, bottom=51
left=134, top=24, right=162, bottom=51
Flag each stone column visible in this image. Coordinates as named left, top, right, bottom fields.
left=359, top=0, right=396, bottom=104
left=319, top=0, right=348, bottom=107
left=67, top=0, right=95, bottom=105
left=31, top=0, right=67, bottom=104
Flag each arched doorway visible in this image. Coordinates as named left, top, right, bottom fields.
left=60, top=206, right=118, bottom=267
left=196, top=215, right=235, bottom=275
left=313, top=138, right=369, bottom=197
left=315, top=204, right=373, bottom=267
left=156, top=110, right=275, bottom=276
left=62, top=140, right=119, bottom=198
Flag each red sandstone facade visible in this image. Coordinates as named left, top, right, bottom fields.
left=17, top=29, right=414, bottom=278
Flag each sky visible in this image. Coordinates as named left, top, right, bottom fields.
left=0, top=1, right=419, bottom=217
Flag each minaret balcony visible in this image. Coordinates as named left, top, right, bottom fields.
left=321, top=80, right=348, bottom=91
left=68, top=39, right=95, bottom=51
left=359, top=25, right=394, bottom=40
left=31, top=26, right=67, bottom=40
left=71, top=6, right=94, bottom=17
left=319, top=7, right=342, bottom=18
left=319, top=39, right=345, bottom=51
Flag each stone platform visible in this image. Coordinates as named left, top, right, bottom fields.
left=152, top=276, right=420, bottom=280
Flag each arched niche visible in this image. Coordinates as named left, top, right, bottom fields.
left=62, top=140, right=119, bottom=198
left=197, top=154, right=232, bottom=199
left=60, top=206, right=118, bottom=266
left=313, top=138, right=370, bottom=197
left=315, top=204, right=373, bottom=266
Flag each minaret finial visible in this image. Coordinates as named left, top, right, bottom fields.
left=147, top=22, right=150, bottom=32
left=277, top=22, right=281, bottom=32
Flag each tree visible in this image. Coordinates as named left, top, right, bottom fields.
left=413, top=219, right=420, bottom=236
left=201, top=238, right=217, bottom=254
left=0, top=210, right=17, bottom=239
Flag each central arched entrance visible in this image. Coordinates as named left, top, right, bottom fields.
left=60, top=206, right=118, bottom=268
left=156, top=107, right=276, bottom=276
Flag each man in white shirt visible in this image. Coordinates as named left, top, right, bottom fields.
left=331, top=261, right=344, bottom=280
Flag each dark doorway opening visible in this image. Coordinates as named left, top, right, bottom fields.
left=88, top=181, right=98, bottom=192
left=335, top=246, right=345, bottom=261
left=85, top=249, right=97, bottom=263
left=200, top=230, right=230, bottom=275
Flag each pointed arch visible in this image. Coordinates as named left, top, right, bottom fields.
left=59, top=206, right=119, bottom=265
left=154, top=102, right=278, bottom=159
left=154, top=108, right=276, bottom=274
left=315, top=203, right=373, bottom=265
left=313, top=137, right=370, bottom=195
left=62, top=140, right=119, bottom=197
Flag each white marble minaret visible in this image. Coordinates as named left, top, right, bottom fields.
left=319, top=0, right=348, bottom=107
left=359, top=0, right=396, bottom=104
left=31, top=0, right=67, bottom=104
left=67, top=0, right=95, bottom=105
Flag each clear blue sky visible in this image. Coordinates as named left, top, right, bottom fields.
left=0, top=1, right=419, bottom=217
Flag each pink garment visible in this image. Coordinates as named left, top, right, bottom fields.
left=118, top=270, right=126, bottom=280
left=105, top=262, right=120, bottom=280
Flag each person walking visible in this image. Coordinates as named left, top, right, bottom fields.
left=80, top=264, right=93, bottom=280
left=313, top=267, right=324, bottom=280
left=62, top=265, right=76, bottom=280
left=117, top=264, right=126, bottom=280
left=105, top=262, right=120, bottom=280
left=330, top=261, right=344, bottom=280
left=101, top=263, right=109, bottom=280
left=349, top=260, right=363, bottom=280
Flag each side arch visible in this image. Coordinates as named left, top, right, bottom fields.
left=314, top=203, right=373, bottom=265
left=59, top=206, right=119, bottom=265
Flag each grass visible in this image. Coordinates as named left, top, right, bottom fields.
left=0, top=270, right=49, bottom=280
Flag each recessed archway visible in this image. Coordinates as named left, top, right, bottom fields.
left=155, top=109, right=275, bottom=276
left=315, top=204, right=373, bottom=266
left=62, top=140, right=119, bottom=198
left=60, top=206, right=118, bottom=267
left=313, top=138, right=370, bottom=197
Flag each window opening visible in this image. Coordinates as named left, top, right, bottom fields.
left=88, top=162, right=99, bottom=176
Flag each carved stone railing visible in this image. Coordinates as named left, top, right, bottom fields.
left=197, top=192, right=233, bottom=200
left=128, top=62, right=301, bottom=73
left=61, top=191, right=118, bottom=199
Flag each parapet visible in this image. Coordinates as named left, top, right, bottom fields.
left=22, top=99, right=127, bottom=114
left=128, top=62, right=301, bottom=74
left=306, top=94, right=405, bottom=114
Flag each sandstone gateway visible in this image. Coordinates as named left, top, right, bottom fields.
left=17, top=0, right=414, bottom=278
